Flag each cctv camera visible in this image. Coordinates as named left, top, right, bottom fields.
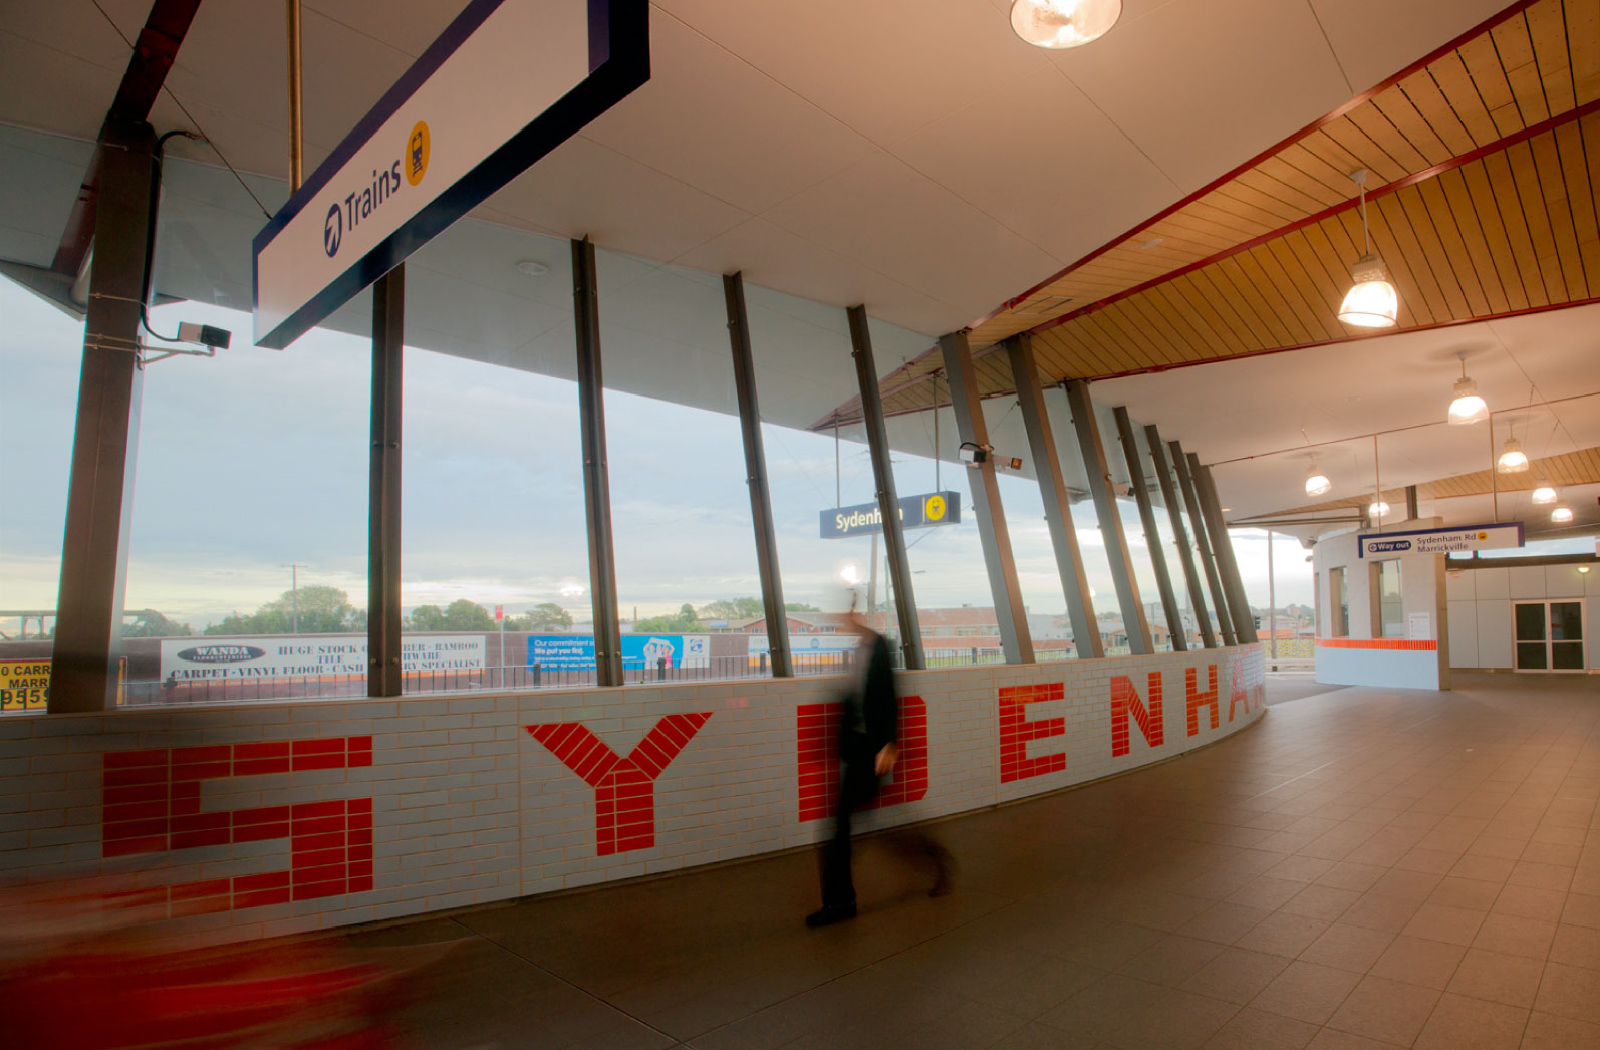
left=176, top=321, right=232, bottom=350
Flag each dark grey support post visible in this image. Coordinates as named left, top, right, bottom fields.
left=940, top=331, right=1032, bottom=665
left=50, top=119, right=155, bottom=712
left=1197, top=462, right=1260, bottom=645
left=1172, top=443, right=1237, bottom=645
left=573, top=238, right=623, bottom=686
left=368, top=266, right=405, bottom=697
left=1006, top=336, right=1100, bottom=658
left=1146, top=426, right=1217, bottom=649
left=847, top=305, right=923, bottom=670
left=723, top=272, right=791, bottom=677
left=1063, top=380, right=1151, bottom=655
left=1114, top=408, right=1184, bottom=652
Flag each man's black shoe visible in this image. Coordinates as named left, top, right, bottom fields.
left=805, top=904, right=857, bottom=927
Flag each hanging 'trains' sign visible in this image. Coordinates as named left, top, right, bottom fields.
left=253, top=0, right=648, bottom=349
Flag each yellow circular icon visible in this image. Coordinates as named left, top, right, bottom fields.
left=925, top=494, right=947, bottom=521
left=405, top=121, right=430, bottom=186
left=1478, top=531, right=1487, bottom=540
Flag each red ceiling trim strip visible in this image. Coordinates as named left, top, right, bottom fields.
left=1026, top=98, right=1600, bottom=338
left=964, top=0, right=1543, bottom=332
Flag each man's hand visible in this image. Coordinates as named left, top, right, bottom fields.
left=875, top=743, right=898, bottom=777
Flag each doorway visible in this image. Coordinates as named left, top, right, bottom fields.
left=1514, top=600, right=1588, bottom=672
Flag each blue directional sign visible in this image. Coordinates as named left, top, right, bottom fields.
left=253, top=0, right=648, bottom=349
left=820, top=491, right=962, bottom=539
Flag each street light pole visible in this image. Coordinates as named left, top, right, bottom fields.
left=290, top=563, right=299, bottom=633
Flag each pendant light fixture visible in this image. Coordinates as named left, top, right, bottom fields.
left=1337, top=170, right=1399, bottom=328
left=1551, top=503, right=1574, bottom=524
left=1304, top=461, right=1332, bottom=497
left=1531, top=484, right=1558, bottom=504
left=1010, top=0, right=1122, bottom=48
left=1446, top=350, right=1489, bottom=425
left=1497, top=436, right=1529, bottom=473
left=1368, top=498, right=1390, bottom=521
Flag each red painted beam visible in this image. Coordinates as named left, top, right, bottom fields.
left=50, top=0, right=206, bottom=275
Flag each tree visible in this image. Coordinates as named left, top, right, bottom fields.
left=406, top=599, right=497, bottom=632
left=784, top=602, right=820, bottom=612
left=205, top=585, right=363, bottom=635
left=526, top=602, right=572, bottom=631
left=697, top=597, right=763, bottom=621
left=634, top=602, right=700, bottom=633
left=122, top=610, right=194, bottom=637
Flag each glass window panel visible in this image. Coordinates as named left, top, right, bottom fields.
left=1517, top=642, right=1548, bottom=670
left=1550, top=602, right=1582, bottom=642
left=1329, top=567, right=1349, bottom=637
left=1551, top=642, right=1584, bottom=671
left=0, top=278, right=81, bottom=675
left=1378, top=560, right=1404, bottom=638
left=1515, top=603, right=1546, bottom=641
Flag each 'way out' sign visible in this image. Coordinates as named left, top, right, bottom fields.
left=252, top=0, right=648, bottom=349
left=1358, top=521, right=1523, bottom=558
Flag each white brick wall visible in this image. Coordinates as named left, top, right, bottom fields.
left=0, top=645, right=1264, bottom=942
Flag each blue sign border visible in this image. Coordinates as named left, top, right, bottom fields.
left=1356, top=520, right=1524, bottom=557
left=252, top=0, right=649, bottom=349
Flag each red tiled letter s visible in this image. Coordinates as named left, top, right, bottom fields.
left=100, top=737, right=374, bottom=914
left=526, top=713, right=712, bottom=855
left=796, top=696, right=928, bottom=822
left=1110, top=673, right=1164, bottom=757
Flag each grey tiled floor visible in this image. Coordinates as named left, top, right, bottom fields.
left=349, top=673, right=1600, bottom=1050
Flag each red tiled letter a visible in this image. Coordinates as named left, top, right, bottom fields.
left=527, top=713, right=712, bottom=855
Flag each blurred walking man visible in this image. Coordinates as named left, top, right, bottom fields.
left=806, top=604, right=951, bottom=927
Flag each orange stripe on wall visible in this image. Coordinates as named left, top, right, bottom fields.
left=1315, top=638, right=1438, bottom=651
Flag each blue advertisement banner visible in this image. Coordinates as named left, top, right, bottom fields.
left=528, top=633, right=709, bottom=670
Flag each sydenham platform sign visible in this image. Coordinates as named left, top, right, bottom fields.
left=821, top=491, right=962, bottom=539
left=252, top=0, right=648, bottom=349
left=1358, top=521, right=1523, bottom=558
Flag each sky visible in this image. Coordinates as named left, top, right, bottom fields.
left=0, top=277, right=1312, bottom=632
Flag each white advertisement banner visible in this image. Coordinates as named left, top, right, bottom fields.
left=1358, top=521, right=1523, bottom=558
left=161, top=635, right=486, bottom=682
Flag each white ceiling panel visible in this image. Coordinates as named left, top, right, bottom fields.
left=656, top=0, right=1050, bottom=148
left=888, top=63, right=1181, bottom=266
left=579, top=11, right=877, bottom=215
left=761, top=149, right=1065, bottom=323
left=1311, top=0, right=1513, bottom=96
left=1052, top=0, right=1354, bottom=192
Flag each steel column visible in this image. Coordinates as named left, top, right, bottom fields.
left=1197, top=461, right=1260, bottom=645
left=1006, top=336, right=1100, bottom=658
left=723, top=272, right=791, bottom=677
left=1114, top=408, right=1184, bottom=651
left=1171, top=441, right=1237, bottom=646
left=1062, top=380, right=1151, bottom=655
left=847, top=305, right=923, bottom=670
left=1146, top=426, right=1216, bottom=648
left=49, top=119, right=156, bottom=712
left=940, top=331, right=1033, bottom=664
left=368, top=265, right=404, bottom=697
left=572, top=238, right=623, bottom=686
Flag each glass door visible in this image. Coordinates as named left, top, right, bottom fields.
left=1550, top=601, right=1586, bottom=672
left=1514, top=602, right=1547, bottom=670
left=1515, top=600, right=1589, bottom=672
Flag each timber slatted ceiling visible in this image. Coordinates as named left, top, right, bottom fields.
left=1270, top=446, right=1600, bottom=517
left=814, top=0, right=1600, bottom=431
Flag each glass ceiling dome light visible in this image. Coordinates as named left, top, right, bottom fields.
left=1337, top=170, right=1399, bottom=328
left=1551, top=503, right=1574, bottom=524
left=1305, top=462, right=1332, bottom=497
left=1497, top=436, right=1529, bottom=473
left=1369, top=499, right=1391, bottom=520
left=1447, top=351, right=1489, bottom=425
left=1531, top=484, right=1558, bottom=504
left=1010, top=0, right=1122, bottom=49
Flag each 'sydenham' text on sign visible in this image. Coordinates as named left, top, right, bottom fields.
left=253, top=0, right=648, bottom=349
left=1358, top=521, right=1523, bottom=558
left=821, top=491, right=962, bottom=540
